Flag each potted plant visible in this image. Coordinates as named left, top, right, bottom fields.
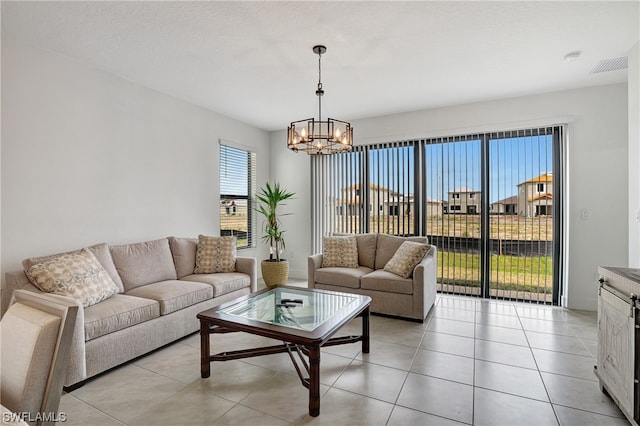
left=256, top=182, right=295, bottom=287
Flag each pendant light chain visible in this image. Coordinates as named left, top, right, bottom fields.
left=317, top=49, right=323, bottom=126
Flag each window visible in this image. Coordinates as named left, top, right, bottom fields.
left=220, top=144, right=256, bottom=249
left=469, top=192, right=475, bottom=199
left=537, top=183, right=545, bottom=193
left=452, top=193, right=460, bottom=199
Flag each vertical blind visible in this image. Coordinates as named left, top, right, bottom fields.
left=220, top=143, right=256, bottom=249
left=310, top=140, right=417, bottom=254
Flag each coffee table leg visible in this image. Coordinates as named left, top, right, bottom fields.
left=309, top=345, right=321, bottom=417
left=362, top=306, right=370, bottom=354
left=200, top=321, right=210, bottom=378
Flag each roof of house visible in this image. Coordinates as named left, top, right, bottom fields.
left=518, top=172, right=553, bottom=186
left=528, top=193, right=553, bottom=202
left=493, top=195, right=518, bottom=205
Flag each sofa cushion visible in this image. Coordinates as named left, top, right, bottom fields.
left=315, top=266, right=372, bottom=289
left=110, top=239, right=177, bottom=291
left=361, top=269, right=414, bottom=295
left=22, top=243, right=125, bottom=293
left=25, top=249, right=120, bottom=308
left=374, top=234, right=428, bottom=270
left=384, top=241, right=430, bottom=278
left=355, top=234, right=377, bottom=270
left=322, top=236, right=359, bottom=268
left=194, top=235, right=237, bottom=274
left=168, top=237, right=198, bottom=278
left=125, top=280, right=213, bottom=315
left=181, top=273, right=250, bottom=297
left=84, top=294, right=160, bottom=341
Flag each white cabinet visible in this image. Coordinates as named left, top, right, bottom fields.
left=596, top=266, right=639, bottom=426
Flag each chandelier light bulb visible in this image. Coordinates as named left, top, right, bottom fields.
left=301, top=128, right=307, bottom=140
left=335, top=129, right=342, bottom=139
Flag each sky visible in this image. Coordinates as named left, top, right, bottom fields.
left=222, top=134, right=555, bottom=205
left=367, top=134, right=553, bottom=203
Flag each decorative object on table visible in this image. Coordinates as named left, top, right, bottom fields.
left=286, top=44, right=353, bottom=155
left=256, top=182, right=295, bottom=287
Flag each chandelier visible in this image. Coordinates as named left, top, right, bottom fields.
left=287, top=45, right=353, bottom=155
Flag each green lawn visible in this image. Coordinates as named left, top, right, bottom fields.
left=437, top=251, right=552, bottom=293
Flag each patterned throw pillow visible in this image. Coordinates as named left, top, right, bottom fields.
left=194, top=235, right=237, bottom=274
left=26, top=249, right=119, bottom=307
left=322, top=236, right=359, bottom=268
left=383, top=241, right=430, bottom=278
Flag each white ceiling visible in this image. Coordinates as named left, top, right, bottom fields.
left=2, top=1, right=639, bottom=131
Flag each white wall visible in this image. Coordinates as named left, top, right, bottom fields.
left=1, top=40, right=271, bottom=287
left=628, top=42, right=640, bottom=267
left=271, top=84, right=629, bottom=311
left=268, top=135, right=312, bottom=278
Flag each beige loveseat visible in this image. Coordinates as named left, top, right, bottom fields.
left=308, top=233, right=437, bottom=321
left=4, top=237, right=257, bottom=388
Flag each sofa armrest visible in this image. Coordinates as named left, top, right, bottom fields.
left=34, top=293, right=86, bottom=387
left=307, top=254, right=323, bottom=288
left=5, top=271, right=87, bottom=386
left=236, top=257, right=258, bottom=292
left=412, top=245, right=438, bottom=320
left=4, top=271, right=42, bottom=316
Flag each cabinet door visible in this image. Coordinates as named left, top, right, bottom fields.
left=598, top=288, right=634, bottom=418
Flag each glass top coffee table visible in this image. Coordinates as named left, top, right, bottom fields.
left=197, top=286, right=371, bottom=417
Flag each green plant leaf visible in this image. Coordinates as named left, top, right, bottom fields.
left=254, top=182, right=295, bottom=262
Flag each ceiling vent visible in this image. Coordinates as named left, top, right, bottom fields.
left=590, top=56, right=628, bottom=74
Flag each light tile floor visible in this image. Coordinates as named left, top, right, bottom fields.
left=59, top=288, right=631, bottom=425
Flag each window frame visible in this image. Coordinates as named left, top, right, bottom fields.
left=219, top=142, right=256, bottom=249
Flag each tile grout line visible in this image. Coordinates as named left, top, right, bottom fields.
left=514, top=301, right=561, bottom=426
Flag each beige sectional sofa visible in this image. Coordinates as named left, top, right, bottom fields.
left=308, top=233, right=437, bottom=321
left=4, top=237, right=257, bottom=388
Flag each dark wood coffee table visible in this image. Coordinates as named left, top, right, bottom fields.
left=197, top=286, right=371, bottom=417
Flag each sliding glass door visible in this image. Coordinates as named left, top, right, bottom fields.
left=424, top=137, right=482, bottom=296
left=487, top=129, right=559, bottom=303
left=311, top=126, right=564, bottom=305
left=426, top=128, right=563, bottom=303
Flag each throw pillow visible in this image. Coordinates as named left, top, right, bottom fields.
left=383, top=241, right=430, bottom=278
left=22, top=243, right=125, bottom=293
left=322, top=236, right=359, bottom=268
left=194, top=235, right=237, bottom=274
left=25, top=249, right=119, bottom=307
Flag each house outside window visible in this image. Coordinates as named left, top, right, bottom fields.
left=220, top=143, right=256, bottom=249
